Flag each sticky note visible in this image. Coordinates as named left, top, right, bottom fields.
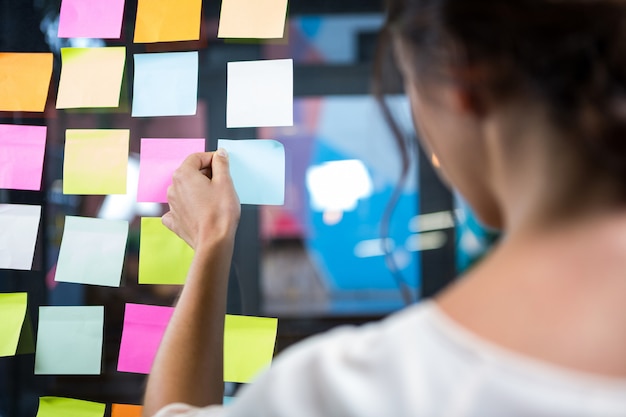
left=0, top=124, right=47, bottom=191
left=37, top=397, right=105, bottom=417
left=138, top=217, right=194, bottom=284
left=0, top=53, right=53, bottom=112
left=227, top=59, right=293, bottom=128
left=56, top=47, right=125, bottom=109
left=132, top=52, right=198, bottom=117
left=0, top=204, right=41, bottom=270
left=63, top=129, right=129, bottom=195
left=58, top=0, right=125, bottom=39
left=218, top=0, right=288, bottom=39
left=217, top=139, right=285, bottom=205
left=0, top=293, right=35, bottom=357
left=112, top=404, right=143, bottom=417
left=55, top=216, right=129, bottom=287
left=35, top=306, right=104, bottom=375
left=134, top=0, right=202, bottom=43
left=224, top=315, right=278, bottom=383
left=137, top=138, right=205, bottom=203
left=117, top=303, right=174, bottom=374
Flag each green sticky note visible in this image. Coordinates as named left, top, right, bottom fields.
left=63, top=129, right=129, bottom=195
left=0, top=293, right=34, bottom=357
left=138, top=217, right=194, bottom=285
left=224, top=315, right=278, bottom=383
left=35, top=306, right=104, bottom=375
left=37, top=397, right=106, bottom=417
left=55, top=216, right=129, bottom=287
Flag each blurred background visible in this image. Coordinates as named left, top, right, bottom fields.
left=0, top=0, right=497, bottom=415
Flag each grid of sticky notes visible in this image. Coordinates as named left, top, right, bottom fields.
left=1, top=0, right=292, bottom=409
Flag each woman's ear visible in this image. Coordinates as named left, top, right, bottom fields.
left=450, top=64, right=490, bottom=117
left=455, top=86, right=485, bottom=116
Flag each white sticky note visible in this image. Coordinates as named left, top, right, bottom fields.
left=218, top=139, right=285, bottom=205
left=0, top=204, right=41, bottom=270
left=227, top=59, right=293, bottom=128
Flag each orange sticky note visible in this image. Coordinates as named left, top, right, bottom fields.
left=134, top=0, right=202, bottom=43
left=218, top=0, right=288, bottom=39
left=111, top=404, right=142, bottom=417
left=0, top=53, right=53, bottom=112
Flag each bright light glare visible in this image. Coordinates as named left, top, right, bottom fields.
left=354, top=238, right=395, bottom=258
left=98, top=155, right=162, bottom=221
left=405, top=231, right=448, bottom=252
left=306, top=160, right=373, bottom=212
left=409, top=211, right=455, bottom=233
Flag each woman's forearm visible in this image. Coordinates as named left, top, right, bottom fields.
left=143, top=238, right=235, bottom=416
left=142, top=150, right=240, bottom=417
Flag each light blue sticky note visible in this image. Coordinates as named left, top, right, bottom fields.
left=55, top=216, right=129, bottom=287
left=132, top=51, right=198, bottom=117
left=217, top=139, right=285, bottom=205
left=35, top=306, right=104, bottom=375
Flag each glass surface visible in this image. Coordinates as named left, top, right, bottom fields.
left=259, top=95, right=422, bottom=316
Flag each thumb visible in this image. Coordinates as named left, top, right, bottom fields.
left=211, top=148, right=233, bottom=183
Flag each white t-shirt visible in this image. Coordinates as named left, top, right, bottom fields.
left=154, top=302, right=626, bottom=417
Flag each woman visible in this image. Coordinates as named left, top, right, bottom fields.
left=144, top=0, right=626, bottom=415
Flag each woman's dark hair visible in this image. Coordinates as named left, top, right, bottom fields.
left=375, top=0, right=626, bottom=183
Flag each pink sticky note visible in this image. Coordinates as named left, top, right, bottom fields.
left=117, top=303, right=173, bottom=374
left=137, top=138, right=205, bottom=203
left=0, top=125, right=47, bottom=191
left=58, top=0, right=126, bottom=39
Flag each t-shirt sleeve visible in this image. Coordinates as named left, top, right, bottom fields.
left=223, top=322, right=403, bottom=417
left=152, top=403, right=225, bottom=417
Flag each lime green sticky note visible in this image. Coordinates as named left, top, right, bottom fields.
left=63, top=129, right=129, bottom=195
left=34, top=306, right=104, bottom=375
left=0, top=293, right=34, bottom=357
left=37, top=397, right=106, bottom=417
left=138, top=217, right=194, bottom=285
left=224, top=315, right=278, bottom=383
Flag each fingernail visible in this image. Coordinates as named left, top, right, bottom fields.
left=216, top=148, right=228, bottom=158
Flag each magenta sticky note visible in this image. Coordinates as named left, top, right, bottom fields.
left=0, top=125, right=47, bottom=191
left=117, top=303, right=174, bottom=374
left=137, top=138, right=205, bottom=203
left=58, top=0, right=126, bottom=39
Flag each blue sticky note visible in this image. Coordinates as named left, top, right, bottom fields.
left=55, top=216, right=129, bottom=287
left=132, top=52, right=198, bottom=117
left=217, top=139, right=285, bottom=205
left=34, top=306, right=104, bottom=375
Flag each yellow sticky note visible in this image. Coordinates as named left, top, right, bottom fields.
left=0, top=293, right=34, bottom=357
left=138, top=217, right=194, bottom=285
left=224, top=315, right=278, bottom=383
left=218, top=0, right=288, bottom=39
left=63, top=129, right=129, bottom=195
left=0, top=53, right=53, bottom=112
left=37, top=397, right=105, bottom=417
left=56, top=47, right=126, bottom=109
left=134, top=0, right=202, bottom=43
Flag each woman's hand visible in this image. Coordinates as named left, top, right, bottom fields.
left=162, top=149, right=241, bottom=252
